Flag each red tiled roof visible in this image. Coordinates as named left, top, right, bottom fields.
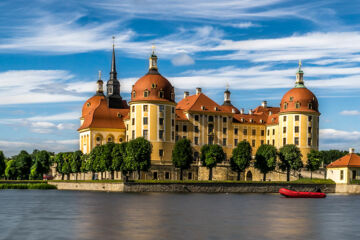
left=177, top=93, right=229, bottom=113
left=78, top=95, right=129, bottom=131
left=175, top=109, right=187, bottom=121
left=280, top=87, right=319, bottom=113
left=327, top=154, right=360, bottom=168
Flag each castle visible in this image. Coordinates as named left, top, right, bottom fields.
left=77, top=45, right=320, bottom=181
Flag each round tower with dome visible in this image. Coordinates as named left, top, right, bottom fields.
left=127, top=47, right=176, bottom=164
left=279, top=61, right=320, bottom=163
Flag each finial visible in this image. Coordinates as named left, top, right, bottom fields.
left=226, top=82, right=230, bottom=91
left=152, top=44, right=156, bottom=55
left=98, top=70, right=102, bottom=80
left=299, top=59, right=302, bottom=69
left=112, top=36, right=115, bottom=47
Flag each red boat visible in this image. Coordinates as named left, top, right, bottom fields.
left=279, top=188, right=326, bottom=198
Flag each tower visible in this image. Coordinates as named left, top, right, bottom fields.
left=128, top=47, right=176, bottom=165
left=279, top=61, right=320, bottom=163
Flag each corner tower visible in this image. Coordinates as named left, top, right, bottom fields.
left=279, top=61, right=320, bottom=163
left=128, top=47, right=176, bottom=165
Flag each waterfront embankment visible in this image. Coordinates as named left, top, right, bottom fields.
left=49, top=180, right=336, bottom=193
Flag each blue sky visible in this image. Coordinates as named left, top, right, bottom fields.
left=1, top=0, right=360, bottom=156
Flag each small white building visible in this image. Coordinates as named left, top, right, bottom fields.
left=327, top=148, right=360, bottom=184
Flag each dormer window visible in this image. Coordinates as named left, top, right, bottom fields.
left=171, top=92, right=174, bottom=100
left=117, top=113, right=122, bottom=118
left=159, top=90, right=164, bottom=98
left=289, top=97, right=293, bottom=102
left=284, top=102, right=288, bottom=110
left=308, top=103, right=313, bottom=109
left=132, top=91, right=136, bottom=98
left=152, top=83, right=157, bottom=89
left=214, top=107, right=218, bottom=111
left=144, top=89, right=149, bottom=97
left=87, top=102, right=91, bottom=107
left=296, top=102, right=301, bottom=109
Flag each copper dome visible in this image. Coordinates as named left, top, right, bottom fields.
left=280, top=87, right=319, bottom=113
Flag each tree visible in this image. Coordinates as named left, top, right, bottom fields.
left=80, top=154, right=89, bottom=180
left=230, top=140, right=252, bottom=181
left=71, top=151, right=83, bottom=180
left=201, top=144, right=225, bottom=180
left=112, top=143, right=127, bottom=180
left=320, top=150, right=348, bottom=165
left=61, top=157, right=71, bottom=180
left=54, top=153, right=65, bottom=180
left=100, top=143, right=115, bottom=179
left=279, top=144, right=303, bottom=181
left=172, top=138, right=193, bottom=180
left=124, top=138, right=152, bottom=180
left=255, top=144, right=277, bottom=181
left=15, top=150, right=32, bottom=180
left=5, top=160, right=17, bottom=180
left=306, top=150, right=322, bottom=179
left=29, top=161, right=42, bottom=180
left=89, top=146, right=102, bottom=179
left=31, top=150, right=51, bottom=179
left=0, top=151, right=5, bottom=178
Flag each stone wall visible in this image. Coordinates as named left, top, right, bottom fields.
left=335, top=184, right=360, bottom=193
left=50, top=181, right=124, bottom=192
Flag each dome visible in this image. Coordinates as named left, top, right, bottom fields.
left=131, top=70, right=175, bottom=103
left=280, top=87, right=319, bottom=113
left=81, top=95, right=105, bottom=118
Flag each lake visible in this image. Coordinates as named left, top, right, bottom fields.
left=0, top=190, right=359, bottom=240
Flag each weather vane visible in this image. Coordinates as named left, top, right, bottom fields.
left=98, top=70, right=102, bottom=80
left=226, top=82, right=230, bottom=90
left=299, top=59, right=302, bottom=69
left=152, top=44, right=156, bottom=54
left=112, top=36, right=115, bottom=47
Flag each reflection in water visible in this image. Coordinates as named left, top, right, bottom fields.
left=0, top=191, right=360, bottom=240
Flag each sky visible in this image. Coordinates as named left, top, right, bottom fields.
left=1, top=0, right=360, bottom=156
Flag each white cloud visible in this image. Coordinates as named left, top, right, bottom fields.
left=228, top=22, right=260, bottom=28
left=28, top=112, right=80, bottom=121
left=0, top=139, right=78, bottom=157
left=171, top=53, right=195, bottom=66
left=320, top=128, right=360, bottom=150
left=340, top=110, right=360, bottom=116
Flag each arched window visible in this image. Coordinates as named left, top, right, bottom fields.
left=132, top=91, right=136, bottom=98
left=308, top=103, right=313, bottom=109
left=107, top=135, right=114, bottom=143
left=144, top=89, right=149, bottom=97
left=246, top=171, right=253, bottom=181
left=295, top=102, right=301, bottom=109
left=95, top=135, right=103, bottom=146
left=119, top=137, right=123, bottom=143
left=284, top=102, right=288, bottom=110
left=159, top=90, right=164, bottom=98
left=152, top=83, right=157, bottom=89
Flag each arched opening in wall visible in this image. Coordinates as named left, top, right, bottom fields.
left=119, top=137, right=123, bottom=143
left=106, top=135, right=114, bottom=143
left=95, top=134, right=103, bottom=146
left=246, top=171, right=253, bottom=181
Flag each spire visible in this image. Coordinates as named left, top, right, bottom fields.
left=223, top=84, right=232, bottom=106
left=96, top=70, right=104, bottom=96
left=149, top=44, right=158, bottom=70
left=110, top=36, right=117, bottom=80
left=295, top=59, right=305, bottom=88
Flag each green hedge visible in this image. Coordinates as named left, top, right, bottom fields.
left=0, top=180, right=46, bottom=184
left=132, top=179, right=335, bottom=184
left=49, top=180, right=123, bottom=183
left=0, top=183, right=56, bottom=189
left=350, top=180, right=360, bottom=185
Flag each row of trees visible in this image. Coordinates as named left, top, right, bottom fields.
left=0, top=150, right=52, bottom=180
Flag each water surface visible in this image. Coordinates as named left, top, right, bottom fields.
left=0, top=190, right=359, bottom=240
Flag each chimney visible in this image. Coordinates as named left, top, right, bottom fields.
left=262, top=101, right=267, bottom=108
left=232, top=108, right=236, bottom=113
left=184, top=91, right=189, bottom=99
left=240, top=108, right=244, bottom=114
left=349, top=148, right=355, bottom=154
left=249, top=109, right=253, bottom=115
left=196, top=88, right=202, bottom=95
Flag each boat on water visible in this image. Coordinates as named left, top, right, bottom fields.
left=279, top=188, right=326, bottom=198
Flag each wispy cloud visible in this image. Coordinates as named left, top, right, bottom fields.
left=340, top=110, right=360, bottom=116
left=320, top=128, right=360, bottom=150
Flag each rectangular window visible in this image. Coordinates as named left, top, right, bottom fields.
left=176, top=125, right=179, bottom=131
left=208, top=124, right=214, bottom=134
left=132, top=130, right=135, bottom=140
left=295, top=115, right=299, bottom=121
left=175, top=135, right=179, bottom=141
left=267, top=140, right=270, bottom=144
left=208, top=116, right=214, bottom=122
left=308, top=127, right=312, bottom=134
left=172, top=131, right=175, bottom=140
left=223, top=128, right=227, bottom=134
left=143, top=130, right=148, bottom=139
left=234, top=139, right=238, bottom=146
left=159, top=130, right=164, bottom=140
left=188, top=172, right=192, bottom=180
left=195, top=137, right=199, bottom=145
left=172, top=119, right=174, bottom=127
left=222, top=138, right=227, bottom=146
left=183, top=125, right=187, bottom=132
left=308, top=138, right=312, bottom=146
left=261, top=130, right=265, bottom=136
left=273, top=129, right=275, bottom=135
left=234, top=128, right=238, bottom=135
left=195, top=115, right=199, bottom=121
left=143, top=117, right=148, bottom=125
left=272, top=139, right=275, bottom=146
left=283, top=127, right=286, bottom=133
left=126, top=124, right=128, bottom=131
left=308, top=116, right=312, bottom=122
left=252, top=129, right=256, bottom=136
left=340, top=170, right=344, bottom=180
left=208, top=136, right=214, bottom=145
left=159, top=118, right=164, bottom=125
left=165, top=172, right=170, bottom=179
left=143, top=105, right=148, bottom=112
left=159, top=105, right=164, bottom=113
left=132, top=106, right=135, bottom=112
left=153, top=172, right=158, bottom=180
left=223, top=117, right=227, bottom=123
left=171, top=107, right=174, bottom=113
left=283, top=116, right=287, bottom=122
left=252, top=140, right=255, bottom=147
left=132, top=118, right=135, bottom=125
left=261, top=140, right=264, bottom=145
left=294, top=137, right=299, bottom=145
left=159, top=149, right=163, bottom=157
left=194, top=126, right=199, bottom=133
left=295, top=126, right=299, bottom=133
left=267, top=129, right=270, bottom=135
left=243, top=128, right=248, bottom=135
left=283, top=138, right=286, bottom=145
